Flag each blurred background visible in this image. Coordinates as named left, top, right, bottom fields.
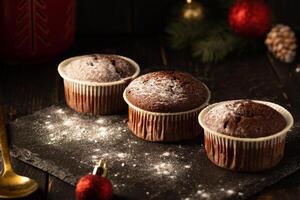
left=75, top=0, right=300, bottom=35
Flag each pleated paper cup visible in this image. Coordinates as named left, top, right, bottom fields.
left=198, top=100, right=294, bottom=172
left=58, top=55, right=140, bottom=115
left=123, top=85, right=210, bottom=142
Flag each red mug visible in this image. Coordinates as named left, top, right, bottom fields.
left=0, top=0, right=76, bottom=63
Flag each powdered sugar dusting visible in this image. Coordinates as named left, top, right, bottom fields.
left=10, top=105, right=273, bottom=199
left=205, top=101, right=241, bottom=120
left=127, top=76, right=188, bottom=103
left=126, top=71, right=209, bottom=112
left=41, top=109, right=123, bottom=145
left=63, top=55, right=135, bottom=82
left=15, top=106, right=198, bottom=195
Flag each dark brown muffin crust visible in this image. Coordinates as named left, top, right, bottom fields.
left=203, top=100, right=287, bottom=138
left=64, top=54, right=136, bottom=82
left=125, top=71, right=209, bottom=112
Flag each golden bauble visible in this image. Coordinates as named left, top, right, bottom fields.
left=180, top=0, right=205, bottom=23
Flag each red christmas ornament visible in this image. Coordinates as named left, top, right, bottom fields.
left=76, top=161, right=113, bottom=200
left=228, top=0, right=272, bottom=38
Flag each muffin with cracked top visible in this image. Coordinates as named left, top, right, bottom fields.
left=124, top=71, right=210, bottom=142
left=199, top=100, right=293, bottom=172
left=58, top=54, right=140, bottom=115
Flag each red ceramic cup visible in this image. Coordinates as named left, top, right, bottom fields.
left=0, top=0, right=76, bottom=63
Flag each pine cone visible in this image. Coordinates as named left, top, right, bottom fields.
left=265, top=24, right=297, bottom=63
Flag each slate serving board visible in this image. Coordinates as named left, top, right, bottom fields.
left=7, top=105, right=300, bottom=200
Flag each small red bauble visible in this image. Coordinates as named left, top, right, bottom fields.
left=228, top=0, right=272, bottom=38
left=76, top=174, right=113, bottom=200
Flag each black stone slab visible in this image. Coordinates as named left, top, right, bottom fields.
left=8, top=105, right=300, bottom=200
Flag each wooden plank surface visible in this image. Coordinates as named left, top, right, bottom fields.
left=77, top=0, right=132, bottom=35
left=46, top=176, right=74, bottom=200
left=268, top=55, right=300, bottom=117
left=269, top=0, right=300, bottom=31
left=131, top=0, right=173, bottom=34
left=0, top=61, right=60, bottom=120
left=0, top=36, right=300, bottom=199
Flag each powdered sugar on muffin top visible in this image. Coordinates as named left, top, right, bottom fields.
left=64, top=55, right=136, bottom=82
left=127, top=76, right=188, bottom=101
left=125, top=71, right=209, bottom=112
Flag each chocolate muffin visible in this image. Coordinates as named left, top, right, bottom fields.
left=58, top=54, right=140, bottom=115
left=199, top=100, right=293, bottom=172
left=203, top=100, right=287, bottom=138
left=125, top=71, right=209, bottom=112
left=124, top=71, right=210, bottom=142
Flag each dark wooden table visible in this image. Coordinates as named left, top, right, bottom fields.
left=0, top=36, right=300, bottom=200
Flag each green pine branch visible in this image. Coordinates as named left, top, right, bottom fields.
left=166, top=20, right=247, bottom=63
left=192, top=26, right=245, bottom=63
left=165, top=21, right=208, bottom=50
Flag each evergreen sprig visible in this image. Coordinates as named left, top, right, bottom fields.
left=192, top=25, right=246, bottom=63
left=165, top=21, right=209, bottom=50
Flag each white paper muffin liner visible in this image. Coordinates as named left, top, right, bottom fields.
left=123, top=84, right=211, bottom=142
left=198, top=100, right=294, bottom=172
left=58, top=55, right=140, bottom=115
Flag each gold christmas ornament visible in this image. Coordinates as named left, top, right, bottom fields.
left=265, top=24, right=297, bottom=63
left=180, top=0, right=205, bottom=23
